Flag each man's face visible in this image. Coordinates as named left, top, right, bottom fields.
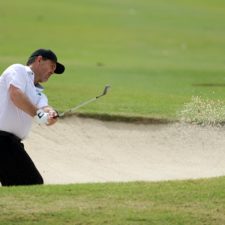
left=36, top=57, right=56, bottom=82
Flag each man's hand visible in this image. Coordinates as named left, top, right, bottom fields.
left=41, top=107, right=58, bottom=126
left=35, top=108, right=58, bottom=125
left=46, top=109, right=58, bottom=125
left=35, top=109, right=49, bottom=125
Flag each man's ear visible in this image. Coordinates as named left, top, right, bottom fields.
left=35, top=55, right=42, bottom=64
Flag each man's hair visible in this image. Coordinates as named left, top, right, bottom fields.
left=26, top=56, right=36, bottom=66
left=26, top=56, right=48, bottom=66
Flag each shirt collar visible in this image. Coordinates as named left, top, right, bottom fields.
left=25, top=66, right=34, bottom=77
left=35, top=83, right=44, bottom=91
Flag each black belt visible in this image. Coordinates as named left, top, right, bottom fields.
left=0, top=130, right=21, bottom=142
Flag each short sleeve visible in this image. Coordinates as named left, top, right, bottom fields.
left=5, top=66, right=27, bottom=92
left=36, top=91, right=48, bottom=109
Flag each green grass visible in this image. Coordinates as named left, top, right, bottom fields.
left=1, top=0, right=225, bottom=120
left=1, top=177, right=225, bottom=225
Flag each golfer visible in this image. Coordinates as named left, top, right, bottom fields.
left=0, top=49, right=65, bottom=186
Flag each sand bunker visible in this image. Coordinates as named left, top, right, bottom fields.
left=23, top=117, right=225, bottom=184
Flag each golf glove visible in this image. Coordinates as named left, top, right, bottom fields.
left=35, top=109, right=49, bottom=125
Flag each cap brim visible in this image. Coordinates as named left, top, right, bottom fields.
left=55, top=62, right=65, bottom=74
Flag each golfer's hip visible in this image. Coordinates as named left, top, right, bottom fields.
left=0, top=130, right=21, bottom=142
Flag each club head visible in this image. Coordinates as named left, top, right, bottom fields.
left=96, top=85, right=111, bottom=99
left=102, top=85, right=111, bottom=95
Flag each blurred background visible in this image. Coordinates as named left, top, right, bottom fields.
left=0, top=0, right=225, bottom=121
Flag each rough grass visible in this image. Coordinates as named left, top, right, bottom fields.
left=1, top=178, right=225, bottom=225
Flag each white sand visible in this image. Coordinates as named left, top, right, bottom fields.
left=23, top=116, right=225, bottom=184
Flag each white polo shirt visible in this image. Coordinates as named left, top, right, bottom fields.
left=0, top=64, right=48, bottom=139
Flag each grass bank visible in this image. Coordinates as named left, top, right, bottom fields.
left=1, top=177, right=225, bottom=225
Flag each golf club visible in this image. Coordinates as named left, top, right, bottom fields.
left=54, top=85, right=111, bottom=118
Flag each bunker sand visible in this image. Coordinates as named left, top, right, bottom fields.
left=24, top=117, right=225, bottom=184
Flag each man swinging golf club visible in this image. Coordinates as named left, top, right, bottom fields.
left=0, top=49, right=65, bottom=186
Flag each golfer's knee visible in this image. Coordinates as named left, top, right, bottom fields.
left=26, top=174, right=44, bottom=185
left=34, top=175, right=44, bottom=185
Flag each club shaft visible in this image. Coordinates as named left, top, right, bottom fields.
left=59, top=97, right=97, bottom=117
left=55, top=85, right=110, bottom=118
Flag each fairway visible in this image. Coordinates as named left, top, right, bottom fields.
left=1, top=0, right=225, bottom=120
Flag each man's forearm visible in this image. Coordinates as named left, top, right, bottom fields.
left=9, top=84, right=38, bottom=117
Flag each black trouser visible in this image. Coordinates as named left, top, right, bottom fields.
left=0, top=131, right=43, bottom=186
